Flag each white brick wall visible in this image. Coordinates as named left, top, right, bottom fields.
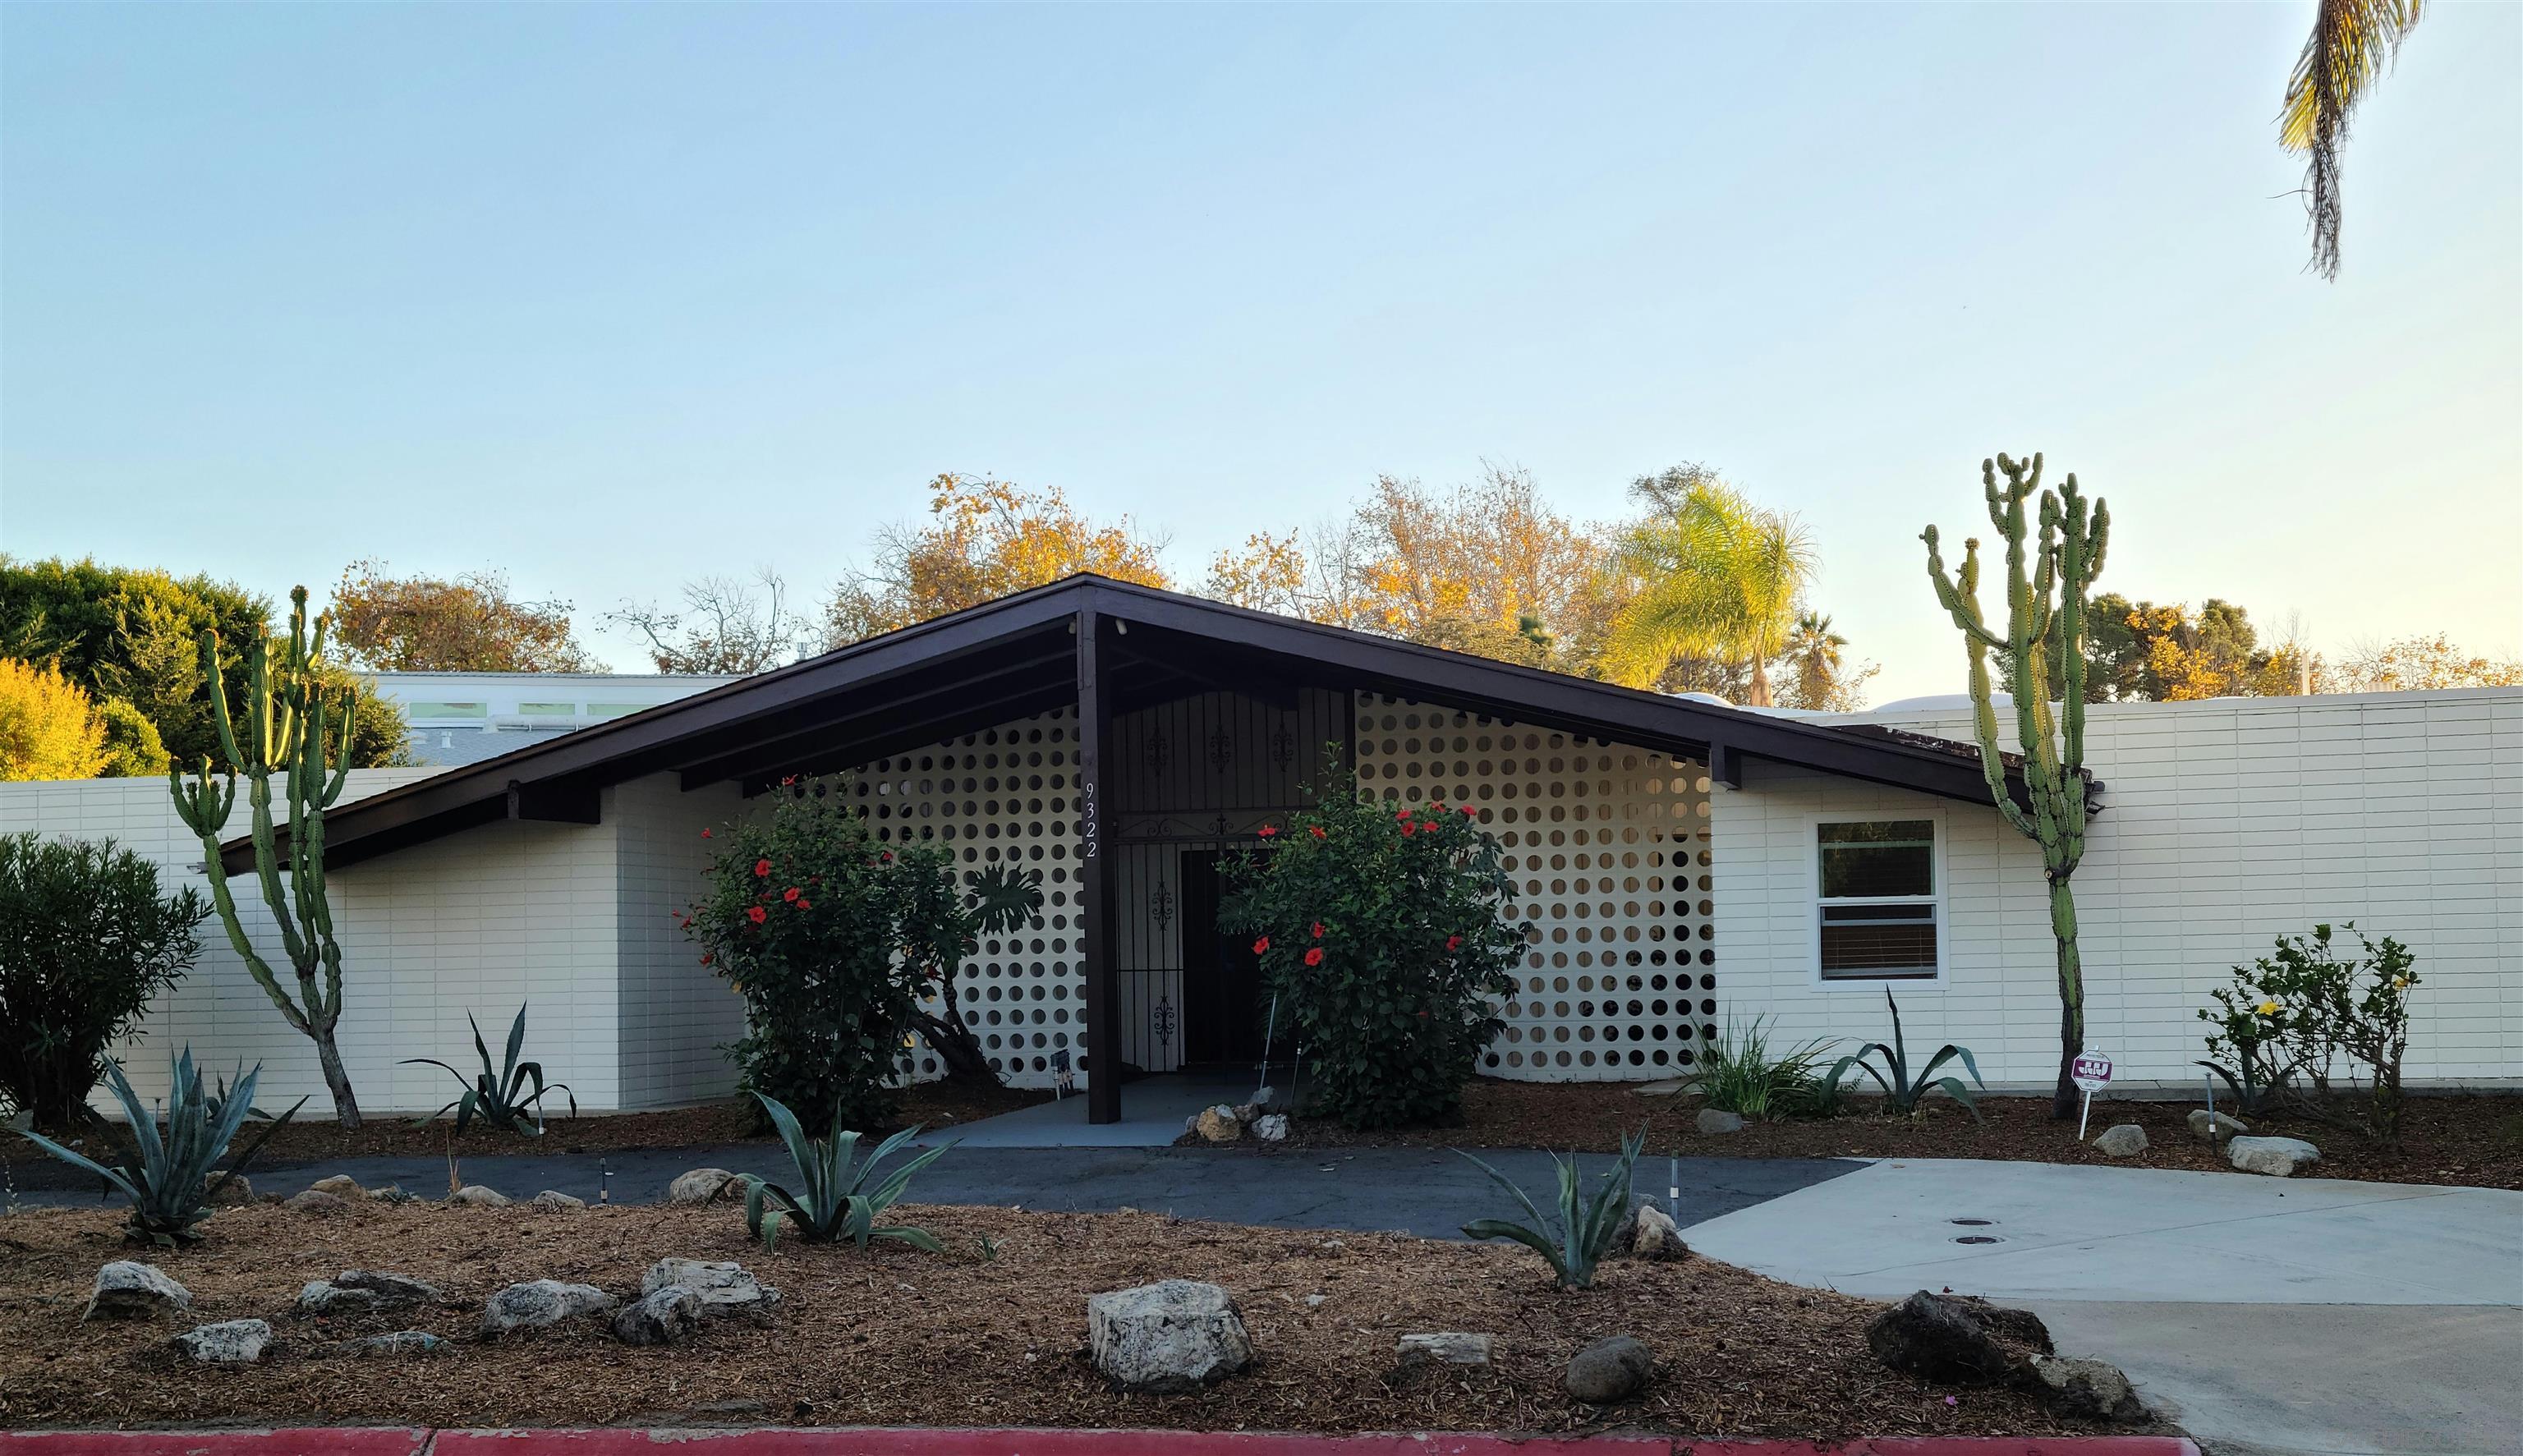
left=1712, top=688, right=2523, bottom=1089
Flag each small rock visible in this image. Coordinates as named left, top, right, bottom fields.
left=2189, top=1109, right=2251, bottom=1141
left=529, top=1190, right=586, bottom=1212
left=366, top=1185, right=420, bottom=1205
left=480, top=1279, right=615, bottom=1335
left=1250, top=1086, right=1279, bottom=1113
left=283, top=1188, right=352, bottom=1215
left=1231, top=1102, right=1264, bottom=1124
left=1695, top=1108, right=1746, bottom=1135
left=2091, top=1123, right=2148, bottom=1157
left=1631, top=1076, right=1691, bottom=1098
left=1396, top=1332, right=1492, bottom=1371
left=667, top=1168, right=738, bottom=1206
left=307, top=1174, right=365, bottom=1200
left=173, top=1318, right=272, bottom=1364
left=1253, top=1114, right=1289, bottom=1142
left=1194, top=1105, right=1242, bottom=1143
left=1182, top=1114, right=1202, bottom=1137
left=1086, top=1279, right=1253, bottom=1394
left=448, top=1184, right=512, bottom=1207
left=200, top=1174, right=255, bottom=1207
left=612, top=1284, right=704, bottom=1347
left=296, top=1270, right=439, bottom=1316
left=1630, top=1203, right=1689, bottom=1261
left=1868, top=1291, right=2053, bottom=1385
left=310, top=1330, right=449, bottom=1359
left=85, top=1261, right=191, bottom=1321
left=641, top=1258, right=780, bottom=1316
left=2027, top=1354, right=2148, bottom=1422
left=1565, top=1334, right=1653, bottom=1403
left=1304, top=1294, right=1327, bottom=1308
left=1117, top=1205, right=1144, bottom=1215
left=2228, top=1135, right=2320, bottom=1178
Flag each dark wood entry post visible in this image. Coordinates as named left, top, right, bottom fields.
left=1076, top=600, right=1124, bottom=1124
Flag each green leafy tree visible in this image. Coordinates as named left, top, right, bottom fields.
left=1923, top=452, right=2109, bottom=1121
left=1218, top=762, right=1523, bottom=1129
left=0, top=558, right=407, bottom=769
left=0, top=832, right=209, bottom=1129
left=1599, top=469, right=1818, bottom=705
left=330, top=559, right=603, bottom=673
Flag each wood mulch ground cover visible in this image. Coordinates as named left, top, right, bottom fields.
left=1278, top=1079, right=2523, bottom=1190
left=0, top=1201, right=2150, bottom=1440
left=0, top=1082, right=1050, bottom=1171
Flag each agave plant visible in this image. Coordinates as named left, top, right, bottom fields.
left=402, top=1004, right=574, bottom=1135
left=14, top=1048, right=304, bottom=1246
left=1829, top=989, right=1985, bottom=1119
left=1455, top=1125, right=1646, bottom=1289
left=738, top=1091, right=952, bottom=1252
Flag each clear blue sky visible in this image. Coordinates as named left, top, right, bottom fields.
left=4, top=2, right=2516, bottom=700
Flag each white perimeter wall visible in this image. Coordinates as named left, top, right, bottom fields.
left=7, top=769, right=746, bottom=1115
left=1712, top=688, right=2523, bottom=1089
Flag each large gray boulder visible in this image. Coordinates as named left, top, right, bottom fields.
left=283, top=1188, right=352, bottom=1216
left=85, top=1261, right=191, bottom=1321
left=296, top=1270, right=440, bottom=1316
left=2026, top=1354, right=2148, bottom=1422
left=529, top=1190, right=586, bottom=1212
left=1086, top=1279, right=1253, bottom=1394
left=448, top=1184, right=513, bottom=1208
left=172, top=1319, right=272, bottom=1364
left=1867, top=1291, right=2053, bottom=1385
left=1694, top=1108, right=1745, bottom=1135
left=641, top=1258, right=779, bottom=1317
left=1194, top=1105, right=1242, bottom=1143
left=612, top=1284, right=705, bottom=1347
left=2188, top=1109, right=2250, bottom=1141
left=310, top=1330, right=449, bottom=1359
left=1252, top=1114, right=1289, bottom=1143
left=2229, top=1135, right=2319, bottom=1177
left=1565, top=1334, right=1653, bottom=1403
left=480, top=1279, right=616, bottom=1335
left=2091, top=1123, right=2148, bottom=1157
left=667, top=1168, right=739, bottom=1206
left=307, top=1174, right=365, bottom=1200
left=1395, top=1332, right=1492, bottom=1372
left=1629, top=1203, right=1690, bottom=1262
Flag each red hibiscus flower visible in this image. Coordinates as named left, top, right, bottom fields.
left=1252, top=936, right=1270, bottom=954
left=1400, top=820, right=1417, bottom=837
left=1459, top=805, right=1477, bottom=817
left=1308, top=825, right=1326, bottom=840
left=746, top=906, right=768, bottom=925
left=880, top=851, right=893, bottom=863
left=1310, top=921, right=1324, bottom=939
left=699, top=952, right=714, bottom=966
left=795, top=898, right=811, bottom=911
left=701, top=828, right=712, bottom=838
left=1303, top=947, right=1325, bottom=967
left=1395, top=808, right=1413, bottom=820
left=1445, top=935, right=1463, bottom=950
left=753, top=859, right=772, bottom=878
left=783, top=887, right=801, bottom=903
left=1258, top=824, right=1278, bottom=838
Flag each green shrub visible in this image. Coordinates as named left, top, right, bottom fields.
left=1218, top=764, right=1522, bottom=1129
left=2209, top=923, right=2420, bottom=1143
left=1456, top=1126, right=1646, bottom=1289
left=738, top=1091, right=949, bottom=1252
left=684, top=776, right=1038, bottom=1129
left=1687, top=1014, right=1830, bottom=1119
left=15, top=1047, right=302, bottom=1245
left=0, top=831, right=209, bottom=1130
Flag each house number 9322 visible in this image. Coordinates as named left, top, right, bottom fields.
left=1082, top=779, right=1099, bottom=859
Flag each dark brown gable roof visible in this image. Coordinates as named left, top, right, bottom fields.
left=240, top=575, right=2068, bottom=872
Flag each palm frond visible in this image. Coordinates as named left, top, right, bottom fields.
left=2281, top=0, right=2427, bottom=279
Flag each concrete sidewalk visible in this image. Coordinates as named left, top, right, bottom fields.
left=1680, top=1159, right=2523, bottom=1456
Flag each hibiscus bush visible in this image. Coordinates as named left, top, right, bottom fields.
left=685, top=780, right=938, bottom=1131
left=1219, top=765, right=1522, bottom=1130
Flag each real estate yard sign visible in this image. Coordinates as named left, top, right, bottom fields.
left=2071, top=1052, right=2112, bottom=1138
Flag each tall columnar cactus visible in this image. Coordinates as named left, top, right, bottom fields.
left=168, top=588, right=364, bottom=1128
left=1922, top=452, right=2109, bottom=1121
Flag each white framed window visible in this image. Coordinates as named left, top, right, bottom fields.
left=1811, top=815, right=1942, bottom=984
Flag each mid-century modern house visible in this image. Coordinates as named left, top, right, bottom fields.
left=11, top=575, right=2516, bottom=1121
left=373, top=669, right=742, bottom=767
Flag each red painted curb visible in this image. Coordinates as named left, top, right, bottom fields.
left=0, top=1432, right=2201, bottom=1456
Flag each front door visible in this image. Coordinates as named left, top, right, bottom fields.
left=1179, top=850, right=1267, bottom=1065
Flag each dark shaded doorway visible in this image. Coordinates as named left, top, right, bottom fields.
left=1179, top=850, right=1267, bottom=1065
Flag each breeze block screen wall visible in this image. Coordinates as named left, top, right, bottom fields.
left=1354, top=696, right=1716, bottom=1080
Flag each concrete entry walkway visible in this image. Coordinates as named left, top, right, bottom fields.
left=938, top=1069, right=1266, bottom=1148
left=1684, top=1159, right=2523, bottom=1456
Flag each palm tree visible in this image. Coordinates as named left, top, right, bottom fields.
left=1781, top=613, right=1849, bottom=710
left=2282, top=0, right=2427, bottom=279
left=1598, top=471, right=1818, bottom=707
